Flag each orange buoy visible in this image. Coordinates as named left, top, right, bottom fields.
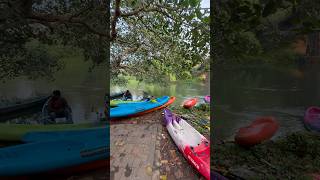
left=183, top=98, right=198, bottom=109
left=235, top=117, right=279, bottom=147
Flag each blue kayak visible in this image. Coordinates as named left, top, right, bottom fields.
left=0, top=127, right=109, bottom=176
left=22, top=127, right=107, bottom=143
left=110, top=96, right=169, bottom=118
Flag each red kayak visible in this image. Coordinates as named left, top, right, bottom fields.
left=183, top=98, right=198, bottom=109
left=164, top=109, right=210, bottom=179
left=235, top=117, right=279, bottom=147
left=304, top=106, right=320, bottom=132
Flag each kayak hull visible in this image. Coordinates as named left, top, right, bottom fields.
left=163, top=109, right=210, bottom=179
left=204, top=96, right=210, bottom=103
left=110, top=96, right=170, bottom=118
left=110, top=91, right=125, bottom=100
left=235, top=117, right=279, bottom=147
left=0, top=128, right=109, bottom=176
left=0, top=122, right=105, bottom=142
left=0, top=96, right=50, bottom=115
left=22, top=126, right=107, bottom=143
left=127, top=96, right=176, bottom=118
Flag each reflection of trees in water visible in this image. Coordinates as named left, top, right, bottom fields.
left=215, top=65, right=310, bottom=110
left=302, top=63, right=320, bottom=106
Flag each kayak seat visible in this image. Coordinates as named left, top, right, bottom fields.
left=173, top=120, right=183, bottom=131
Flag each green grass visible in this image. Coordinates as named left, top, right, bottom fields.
left=213, top=131, right=320, bottom=179
left=169, top=103, right=210, bottom=136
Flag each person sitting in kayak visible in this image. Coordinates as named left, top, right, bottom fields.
left=150, top=96, right=157, bottom=103
left=48, top=90, right=73, bottom=123
left=122, top=90, right=133, bottom=101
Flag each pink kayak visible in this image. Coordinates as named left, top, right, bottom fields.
left=304, top=106, right=320, bottom=132
left=204, top=95, right=210, bottom=103
left=163, top=109, right=210, bottom=179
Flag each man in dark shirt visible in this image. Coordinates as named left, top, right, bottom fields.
left=122, top=90, right=133, bottom=101
left=48, top=90, right=72, bottom=123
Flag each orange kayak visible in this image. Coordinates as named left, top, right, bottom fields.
left=235, top=117, right=279, bottom=147
left=183, top=98, right=198, bottom=109
left=128, top=96, right=176, bottom=117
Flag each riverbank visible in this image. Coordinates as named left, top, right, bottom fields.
left=213, top=131, right=320, bottom=179
left=169, top=103, right=210, bottom=138
left=109, top=102, right=210, bottom=180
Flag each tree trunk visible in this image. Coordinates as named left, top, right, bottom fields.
left=306, top=32, right=320, bottom=57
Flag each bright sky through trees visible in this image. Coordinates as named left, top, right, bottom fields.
left=201, top=0, right=210, bottom=8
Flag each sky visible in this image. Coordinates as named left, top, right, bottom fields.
left=201, top=0, right=210, bottom=8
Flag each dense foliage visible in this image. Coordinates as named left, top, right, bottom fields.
left=0, top=0, right=108, bottom=81
left=110, top=0, right=210, bottom=82
left=212, top=0, right=320, bottom=65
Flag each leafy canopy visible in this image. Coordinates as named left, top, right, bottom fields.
left=110, top=0, right=210, bottom=82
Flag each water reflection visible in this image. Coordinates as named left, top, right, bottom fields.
left=213, top=63, right=319, bottom=141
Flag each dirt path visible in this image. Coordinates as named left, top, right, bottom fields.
left=110, top=110, right=202, bottom=180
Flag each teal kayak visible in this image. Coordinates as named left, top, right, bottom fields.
left=0, top=122, right=105, bottom=142
left=0, top=127, right=109, bottom=176
left=110, top=96, right=170, bottom=118
left=22, top=127, right=107, bottom=143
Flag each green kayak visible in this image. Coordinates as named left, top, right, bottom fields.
left=110, top=99, right=145, bottom=106
left=0, top=122, right=105, bottom=142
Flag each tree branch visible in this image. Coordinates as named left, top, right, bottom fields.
left=27, top=12, right=108, bottom=37
left=110, top=0, right=121, bottom=41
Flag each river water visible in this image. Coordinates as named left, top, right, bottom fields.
left=111, top=78, right=210, bottom=106
left=213, top=63, right=320, bottom=141
left=0, top=55, right=106, bottom=123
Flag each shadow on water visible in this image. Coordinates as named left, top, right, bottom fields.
left=213, top=63, right=320, bottom=141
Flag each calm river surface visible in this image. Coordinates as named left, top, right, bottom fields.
left=213, top=63, right=320, bottom=141
left=111, top=78, right=210, bottom=106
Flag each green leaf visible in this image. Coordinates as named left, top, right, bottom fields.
left=181, top=0, right=189, bottom=7
left=189, top=0, right=198, bottom=7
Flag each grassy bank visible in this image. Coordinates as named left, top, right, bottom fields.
left=169, top=103, right=210, bottom=137
left=213, top=131, right=320, bottom=179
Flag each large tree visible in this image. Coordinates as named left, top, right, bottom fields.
left=0, top=0, right=108, bottom=81
left=109, top=0, right=210, bottom=82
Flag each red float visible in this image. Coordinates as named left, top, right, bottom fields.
left=183, top=98, right=198, bottom=109
left=235, top=117, right=279, bottom=147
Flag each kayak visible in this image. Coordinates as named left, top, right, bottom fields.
left=235, top=117, right=279, bottom=147
left=110, top=91, right=125, bottom=100
left=204, top=96, right=210, bottom=103
left=163, top=109, right=210, bottom=179
left=45, top=159, right=108, bottom=175
left=183, top=98, right=198, bottom=109
left=22, top=127, right=107, bottom=143
left=0, top=122, right=105, bottom=142
left=0, top=128, right=109, bottom=176
left=0, top=95, right=50, bottom=115
left=110, top=99, right=145, bottom=107
left=110, top=96, right=170, bottom=118
left=128, top=96, right=176, bottom=118
left=304, top=106, right=320, bottom=132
